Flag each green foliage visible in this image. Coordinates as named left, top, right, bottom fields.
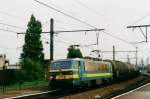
left=18, top=58, right=45, bottom=81
left=21, top=14, right=44, bottom=62
left=0, top=79, right=48, bottom=91
left=19, top=15, right=45, bottom=81
left=25, top=58, right=44, bottom=81
left=67, top=46, right=83, bottom=58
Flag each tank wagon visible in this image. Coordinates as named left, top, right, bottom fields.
left=104, top=60, right=138, bottom=79
left=48, top=58, right=138, bottom=89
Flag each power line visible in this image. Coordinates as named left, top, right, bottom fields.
left=55, top=37, right=74, bottom=45
left=44, top=35, right=96, bottom=52
left=0, top=45, right=21, bottom=50
left=42, top=0, right=95, bottom=29
left=0, top=28, right=18, bottom=34
left=55, top=20, right=90, bottom=29
left=55, top=35, right=98, bottom=48
left=0, top=22, right=26, bottom=30
left=102, top=31, right=135, bottom=47
left=130, top=12, right=150, bottom=25
left=43, top=0, right=78, bottom=16
left=39, top=29, right=103, bottom=34
left=18, top=29, right=104, bottom=34
left=43, top=19, right=90, bottom=29
left=0, top=10, right=26, bottom=21
left=34, top=0, right=97, bottom=29
left=73, top=0, right=107, bottom=21
left=43, top=36, right=74, bottom=45
left=44, top=36, right=96, bottom=56
left=34, top=0, right=135, bottom=47
left=55, top=35, right=81, bottom=45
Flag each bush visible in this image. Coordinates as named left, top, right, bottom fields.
left=16, top=58, right=45, bottom=82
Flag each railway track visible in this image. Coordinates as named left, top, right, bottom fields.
left=111, top=83, right=150, bottom=99
left=4, top=74, right=149, bottom=99
left=60, top=75, right=149, bottom=99
left=5, top=90, right=57, bottom=99
left=100, top=74, right=150, bottom=99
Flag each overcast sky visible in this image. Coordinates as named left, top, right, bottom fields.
left=0, top=0, right=150, bottom=64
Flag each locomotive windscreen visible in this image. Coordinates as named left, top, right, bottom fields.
left=50, top=61, right=72, bottom=70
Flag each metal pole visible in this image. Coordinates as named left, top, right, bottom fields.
left=127, top=54, right=130, bottom=63
left=50, top=18, right=54, bottom=62
left=113, top=45, right=115, bottom=61
left=136, top=47, right=138, bottom=66
left=2, top=65, right=5, bottom=93
left=146, top=27, right=148, bottom=42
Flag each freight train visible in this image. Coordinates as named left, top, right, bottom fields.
left=48, top=58, right=139, bottom=89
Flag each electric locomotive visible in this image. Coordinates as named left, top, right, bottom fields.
left=48, top=58, right=113, bottom=89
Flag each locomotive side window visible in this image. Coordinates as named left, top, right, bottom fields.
left=50, top=61, right=72, bottom=70
left=73, top=61, right=78, bottom=69
left=73, top=60, right=85, bottom=72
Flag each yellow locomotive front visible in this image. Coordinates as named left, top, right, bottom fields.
left=48, top=59, right=80, bottom=89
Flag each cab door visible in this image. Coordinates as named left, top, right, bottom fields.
left=78, top=61, right=84, bottom=80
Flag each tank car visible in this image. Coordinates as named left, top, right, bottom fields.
left=104, top=59, right=138, bottom=79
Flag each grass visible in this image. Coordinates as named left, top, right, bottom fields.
left=0, top=79, right=48, bottom=92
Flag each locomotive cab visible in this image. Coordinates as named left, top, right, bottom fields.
left=48, top=58, right=83, bottom=89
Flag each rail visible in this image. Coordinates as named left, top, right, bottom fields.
left=5, top=90, right=57, bottom=99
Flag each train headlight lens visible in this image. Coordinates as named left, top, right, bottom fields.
left=49, top=76, right=53, bottom=79
left=65, top=75, right=73, bottom=79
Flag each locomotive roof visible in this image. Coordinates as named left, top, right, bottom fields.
left=51, top=58, right=84, bottom=62
left=51, top=58, right=109, bottom=63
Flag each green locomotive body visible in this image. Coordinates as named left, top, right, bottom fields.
left=48, top=58, right=113, bottom=89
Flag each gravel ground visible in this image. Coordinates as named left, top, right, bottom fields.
left=60, top=75, right=147, bottom=99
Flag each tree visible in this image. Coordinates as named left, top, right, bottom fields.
left=21, top=14, right=44, bottom=62
left=20, top=15, right=45, bottom=81
left=67, top=45, right=83, bottom=58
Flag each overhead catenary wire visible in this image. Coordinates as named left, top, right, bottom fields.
left=34, top=0, right=134, bottom=58
left=72, top=0, right=107, bottom=21
left=0, top=10, right=26, bottom=21
left=55, top=38, right=75, bottom=45
left=34, top=0, right=136, bottom=47
left=71, top=0, right=134, bottom=46
left=44, top=36, right=95, bottom=53
left=34, top=0, right=97, bottom=29
left=102, top=31, right=135, bottom=47
left=35, top=0, right=149, bottom=58
left=43, top=36, right=73, bottom=45
left=41, top=0, right=95, bottom=29
left=54, top=20, right=90, bottom=29
left=55, top=35, right=81, bottom=45
left=55, top=36, right=100, bottom=50
left=0, top=28, right=19, bottom=34
left=0, top=22, right=26, bottom=30
left=130, top=12, right=150, bottom=26
left=0, top=44, right=22, bottom=50
left=54, top=35, right=97, bottom=49
left=44, top=0, right=78, bottom=16
left=42, top=19, right=90, bottom=29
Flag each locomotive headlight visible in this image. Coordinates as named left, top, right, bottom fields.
left=65, top=75, right=73, bottom=79
left=49, top=76, right=53, bottom=79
